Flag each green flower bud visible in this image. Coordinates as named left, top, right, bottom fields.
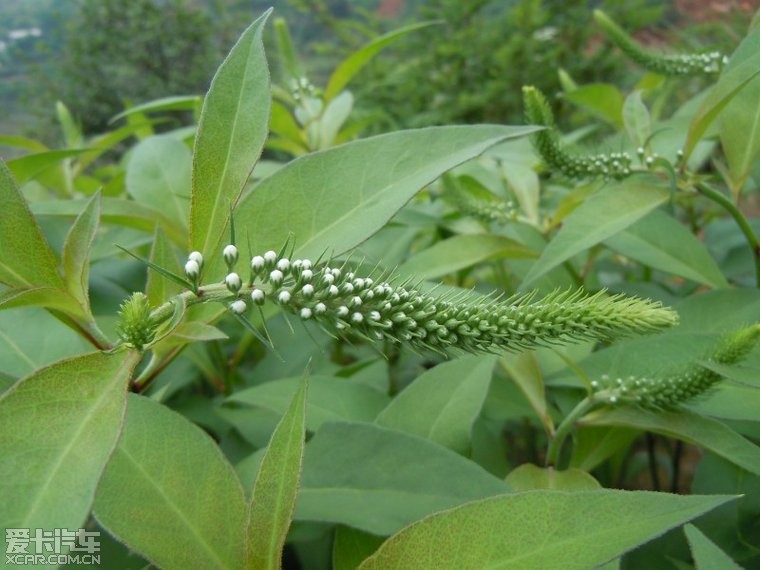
left=116, top=292, right=156, bottom=350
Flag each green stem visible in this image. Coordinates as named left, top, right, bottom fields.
left=545, top=395, right=597, bottom=468
left=695, top=181, right=760, bottom=288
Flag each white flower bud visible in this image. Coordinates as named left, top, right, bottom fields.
left=278, top=290, right=291, bottom=304
left=251, top=289, right=265, bottom=305
left=314, top=302, right=326, bottom=314
left=350, top=296, right=362, bottom=307
left=188, top=251, right=203, bottom=267
left=225, top=272, right=242, bottom=292
left=302, top=259, right=312, bottom=270
left=337, top=306, right=349, bottom=317
left=330, top=268, right=341, bottom=278
left=328, top=285, right=339, bottom=297
left=223, top=245, right=239, bottom=267
left=352, top=312, right=364, bottom=323
left=341, top=283, right=354, bottom=294
left=322, top=273, right=335, bottom=285
left=230, top=299, right=247, bottom=314
left=353, top=278, right=365, bottom=289
left=269, top=269, right=283, bottom=285
left=300, top=307, right=312, bottom=319
left=264, top=250, right=277, bottom=263
left=251, top=255, right=265, bottom=272
left=184, top=259, right=200, bottom=280
left=301, top=269, right=313, bottom=282
left=277, top=258, right=290, bottom=272
left=369, top=311, right=381, bottom=321
left=302, top=284, right=314, bottom=297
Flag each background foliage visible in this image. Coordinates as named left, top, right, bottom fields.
left=1, top=1, right=759, bottom=569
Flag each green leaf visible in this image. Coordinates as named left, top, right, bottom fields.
left=684, top=524, right=742, bottom=570
left=31, top=197, right=187, bottom=246
left=622, top=90, right=651, bottom=147
left=62, top=190, right=101, bottom=308
left=375, top=355, right=495, bottom=454
left=324, top=22, right=437, bottom=101
left=570, top=426, right=639, bottom=471
left=93, top=394, right=247, bottom=570
left=56, top=101, right=84, bottom=148
left=499, top=352, right=553, bottom=434
left=0, top=134, right=48, bottom=152
left=0, top=351, right=139, bottom=532
left=684, top=60, right=760, bottom=161
left=247, top=378, right=307, bottom=569
left=521, top=175, right=669, bottom=289
left=295, top=421, right=510, bottom=535
left=564, top=83, right=625, bottom=128
left=228, top=375, right=389, bottom=431
left=0, top=287, right=87, bottom=317
left=6, top=148, right=90, bottom=185
left=273, top=17, right=304, bottom=83
left=358, top=491, right=736, bottom=570
left=315, top=91, right=353, bottom=148
left=0, top=160, right=64, bottom=289
left=145, top=226, right=183, bottom=307
left=333, top=526, right=385, bottom=570
left=397, top=234, right=536, bottom=280
left=126, top=135, right=191, bottom=228
left=505, top=464, right=601, bottom=491
left=110, top=95, right=202, bottom=123
left=688, top=382, right=760, bottom=422
left=191, top=9, right=272, bottom=260
left=238, top=125, right=539, bottom=262
left=605, top=210, right=728, bottom=289
left=718, top=25, right=760, bottom=191
left=0, top=308, right=92, bottom=377
left=582, top=406, right=760, bottom=475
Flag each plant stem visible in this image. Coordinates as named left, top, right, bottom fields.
left=696, top=181, right=760, bottom=287
left=545, top=395, right=597, bottom=468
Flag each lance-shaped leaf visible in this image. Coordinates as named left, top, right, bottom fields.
left=62, top=190, right=101, bottom=309
left=94, top=395, right=248, bottom=570
left=0, top=350, right=139, bottom=532
left=521, top=175, right=669, bottom=289
left=0, top=160, right=63, bottom=289
left=684, top=524, right=742, bottom=570
left=375, top=355, right=495, bottom=454
left=237, top=125, right=539, bottom=263
left=247, top=378, right=308, bottom=568
left=358, top=491, right=736, bottom=569
left=191, top=9, right=272, bottom=259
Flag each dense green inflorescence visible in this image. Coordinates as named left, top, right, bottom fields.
left=171, top=247, right=677, bottom=355
left=594, top=10, right=727, bottom=76
left=447, top=185, right=517, bottom=224
left=592, top=324, right=760, bottom=410
left=523, top=86, right=632, bottom=180
left=116, top=292, right=157, bottom=350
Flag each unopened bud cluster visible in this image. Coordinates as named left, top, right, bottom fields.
left=523, top=86, right=632, bottom=180
left=595, top=10, right=727, bottom=76
left=219, top=248, right=677, bottom=353
left=591, top=324, right=760, bottom=410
